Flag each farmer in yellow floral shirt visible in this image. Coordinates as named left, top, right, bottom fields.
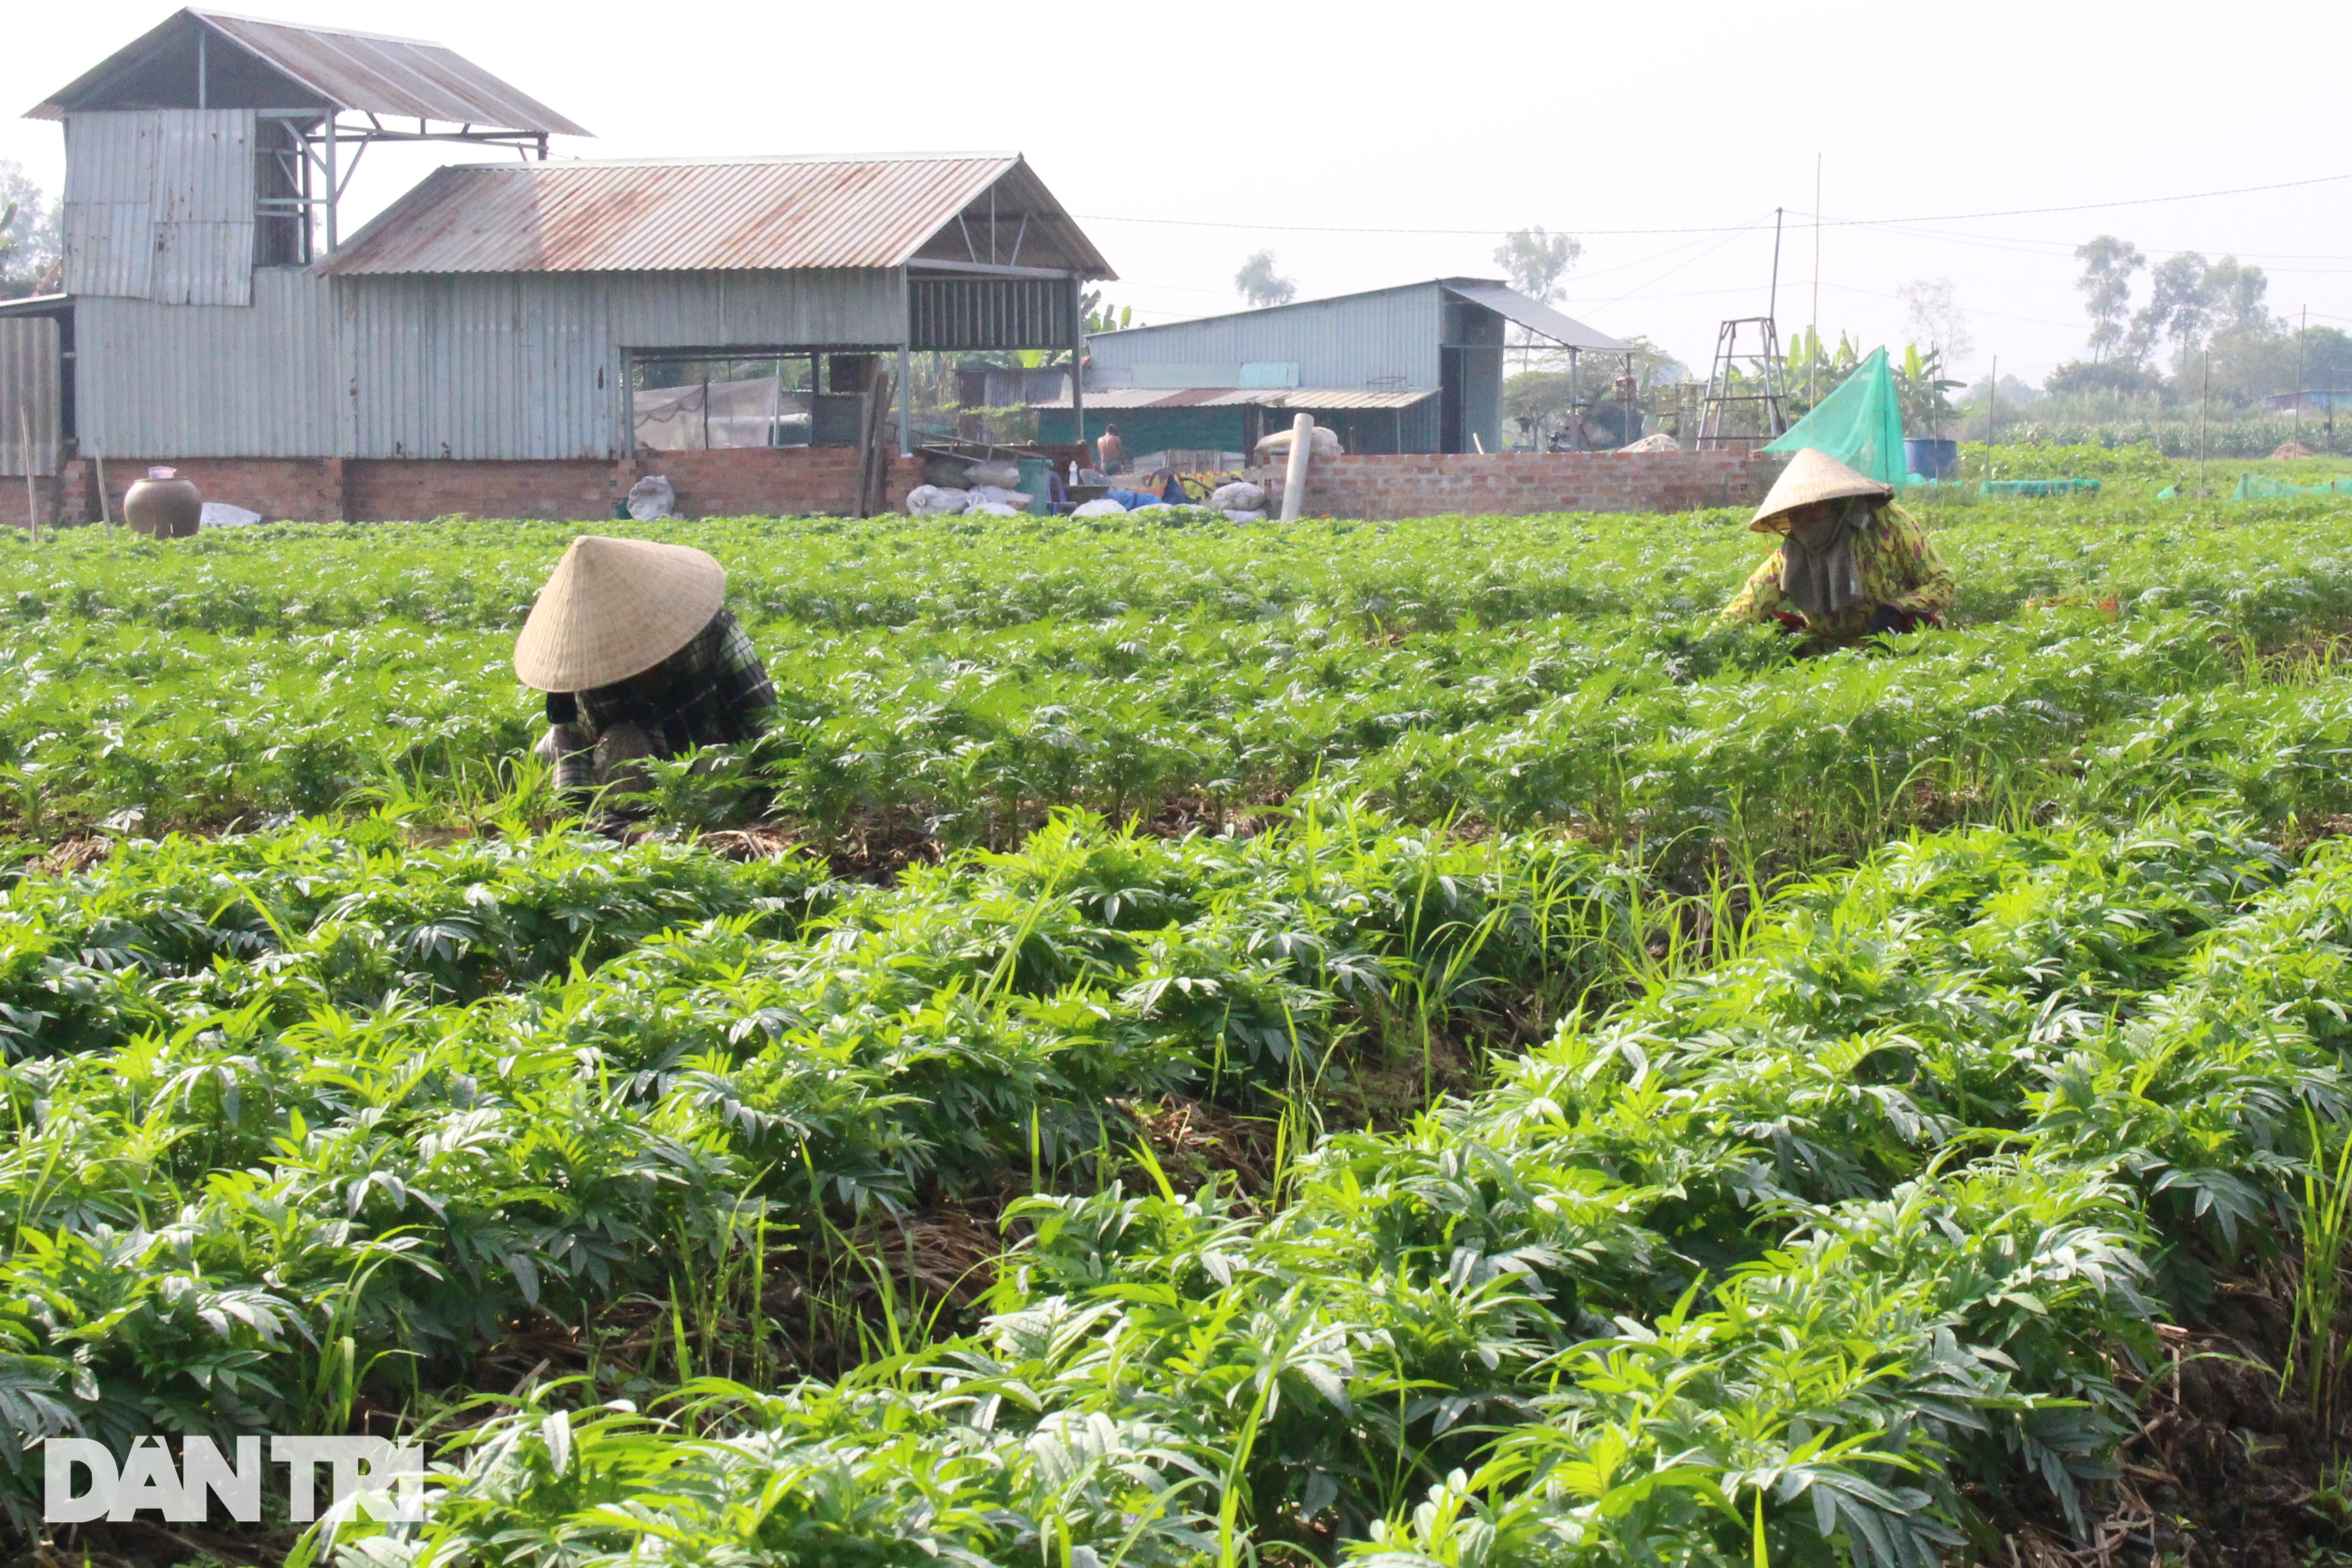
left=1718, top=447, right=1954, bottom=643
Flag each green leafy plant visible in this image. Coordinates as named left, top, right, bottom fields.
left=1897, top=342, right=1964, bottom=436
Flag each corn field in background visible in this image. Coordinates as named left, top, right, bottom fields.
left=5, top=496, right=2352, bottom=1565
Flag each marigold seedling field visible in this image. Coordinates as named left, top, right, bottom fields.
left=4, top=496, right=2352, bottom=1567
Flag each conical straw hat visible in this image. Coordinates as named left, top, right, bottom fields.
left=1749, top=446, right=1892, bottom=531
left=513, top=536, right=727, bottom=691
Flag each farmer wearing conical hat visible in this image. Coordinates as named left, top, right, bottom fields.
left=1718, top=448, right=1954, bottom=642
left=513, top=537, right=775, bottom=803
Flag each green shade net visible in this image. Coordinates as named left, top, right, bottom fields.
left=2230, top=473, right=2352, bottom=500
left=1763, top=346, right=1907, bottom=486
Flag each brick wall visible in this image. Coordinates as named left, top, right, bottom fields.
left=29, top=448, right=924, bottom=527
left=1254, top=451, right=1772, bottom=520
left=84, top=459, right=349, bottom=524
left=644, top=448, right=919, bottom=519
left=344, top=459, right=618, bottom=523
left=0, top=473, right=64, bottom=531
left=16, top=448, right=1743, bottom=527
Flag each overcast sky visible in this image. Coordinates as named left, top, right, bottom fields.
left=8, top=0, right=2348, bottom=385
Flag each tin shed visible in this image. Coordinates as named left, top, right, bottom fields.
left=11, top=10, right=1114, bottom=493
left=1078, top=279, right=1626, bottom=455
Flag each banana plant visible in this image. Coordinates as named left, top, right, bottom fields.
left=1081, top=287, right=1132, bottom=335
left=1896, top=342, right=1965, bottom=436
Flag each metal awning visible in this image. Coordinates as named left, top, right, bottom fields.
left=1032, top=386, right=1433, bottom=411
left=0, top=294, right=73, bottom=319
left=1443, top=281, right=1629, bottom=353
left=1251, top=387, right=1435, bottom=410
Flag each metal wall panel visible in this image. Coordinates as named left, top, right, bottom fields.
left=152, top=222, right=256, bottom=305
left=63, top=111, right=255, bottom=303
left=63, top=201, right=153, bottom=299
left=0, top=318, right=63, bottom=477
left=339, top=269, right=904, bottom=459
left=1089, top=284, right=1442, bottom=392
left=61, top=112, right=155, bottom=204
left=908, top=276, right=1072, bottom=350
left=149, top=110, right=255, bottom=304
left=150, top=112, right=255, bottom=223
left=63, top=112, right=156, bottom=298
left=77, top=268, right=338, bottom=457
left=600, top=269, right=902, bottom=348
left=77, top=265, right=906, bottom=460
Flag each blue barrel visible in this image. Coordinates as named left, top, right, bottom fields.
left=1903, top=438, right=1959, bottom=481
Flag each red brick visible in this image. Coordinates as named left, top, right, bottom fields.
left=1250, top=452, right=1766, bottom=521
left=19, top=448, right=926, bottom=528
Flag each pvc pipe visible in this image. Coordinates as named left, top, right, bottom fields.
left=1279, top=411, right=1312, bottom=523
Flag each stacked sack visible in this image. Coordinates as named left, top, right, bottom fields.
left=905, top=483, right=1033, bottom=518
left=1250, top=423, right=1340, bottom=464
left=1208, top=480, right=1267, bottom=523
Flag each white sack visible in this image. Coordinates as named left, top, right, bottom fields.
left=1208, top=481, right=1266, bottom=511
left=965, top=484, right=1034, bottom=508
left=965, top=501, right=1022, bottom=517
left=961, top=461, right=1023, bottom=489
left=627, top=474, right=676, bottom=522
left=1251, top=424, right=1341, bottom=462
left=1223, top=509, right=1267, bottom=523
left=906, top=484, right=971, bottom=517
left=1617, top=432, right=1680, bottom=453
left=1071, top=498, right=1129, bottom=517
left=198, top=502, right=263, bottom=528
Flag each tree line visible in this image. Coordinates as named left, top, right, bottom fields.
left=2057, top=236, right=2350, bottom=409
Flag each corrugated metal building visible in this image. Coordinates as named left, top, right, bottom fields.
left=1074, top=279, right=1628, bottom=456
left=1031, top=385, right=1439, bottom=459
left=4, top=9, right=1112, bottom=478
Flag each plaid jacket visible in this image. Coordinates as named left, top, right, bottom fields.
left=1717, top=502, right=1955, bottom=641
left=545, top=608, right=775, bottom=795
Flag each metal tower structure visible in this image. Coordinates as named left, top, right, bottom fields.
left=1696, top=317, right=1791, bottom=450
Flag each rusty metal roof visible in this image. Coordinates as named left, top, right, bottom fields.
left=28, top=8, right=587, bottom=135
left=316, top=154, right=1113, bottom=277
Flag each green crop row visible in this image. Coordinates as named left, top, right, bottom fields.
left=332, top=811, right=2351, bottom=1567
left=5, top=504, right=2348, bottom=636
left=0, top=800, right=1663, bottom=1523
left=2, top=511, right=2352, bottom=858
left=4, top=504, right=2351, bottom=1565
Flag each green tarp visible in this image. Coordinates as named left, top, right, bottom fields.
left=1982, top=479, right=2102, bottom=497
left=2230, top=473, right=2352, bottom=500
left=1763, top=345, right=1907, bottom=486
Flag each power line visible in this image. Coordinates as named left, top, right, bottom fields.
left=1071, top=170, right=2352, bottom=240
left=1828, top=171, right=2352, bottom=230
left=1836, top=219, right=2352, bottom=271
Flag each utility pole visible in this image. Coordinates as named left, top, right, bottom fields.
left=1809, top=155, right=1823, bottom=408
left=2199, top=352, right=2211, bottom=494
left=2295, top=304, right=2309, bottom=451
left=17, top=408, right=36, bottom=543
left=1986, top=355, right=1997, bottom=475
